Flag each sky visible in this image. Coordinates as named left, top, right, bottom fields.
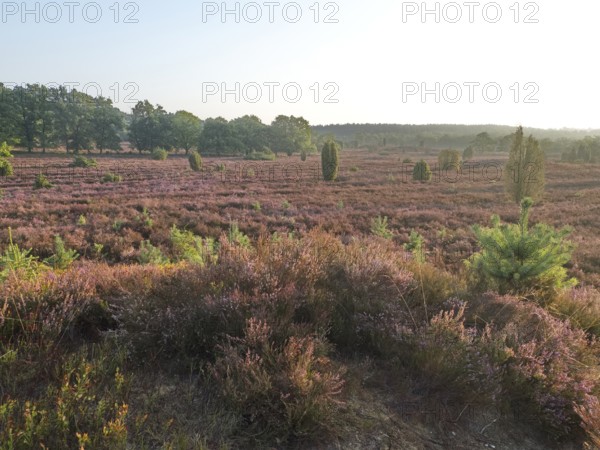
left=1, top=0, right=599, bottom=129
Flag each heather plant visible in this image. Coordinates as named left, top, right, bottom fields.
left=370, top=215, right=393, bottom=240
left=321, top=140, right=340, bottom=181
left=413, top=160, right=432, bottom=181
left=34, top=174, right=53, bottom=189
left=467, top=198, right=577, bottom=297
left=210, top=319, right=345, bottom=441
left=151, top=148, right=168, bottom=160
left=188, top=150, right=202, bottom=172
left=44, top=235, right=79, bottom=270
left=70, top=156, right=98, bottom=168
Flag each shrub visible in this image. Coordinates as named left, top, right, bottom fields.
left=0, top=158, right=14, bottom=176
left=438, top=149, right=462, bottom=170
left=188, top=150, right=203, bottom=171
left=44, top=235, right=79, bottom=270
left=77, top=215, right=87, bottom=226
left=0, top=228, right=46, bottom=282
left=402, top=158, right=412, bottom=164
left=34, top=174, right=53, bottom=189
left=321, top=140, right=340, bottom=181
left=466, top=198, right=577, bottom=297
left=210, top=319, right=345, bottom=441
left=151, top=148, right=168, bottom=160
left=547, top=287, right=600, bottom=337
left=300, top=150, right=307, bottom=161
left=413, top=160, right=432, bottom=181
left=463, top=146, right=474, bottom=160
left=244, top=150, right=276, bottom=161
left=370, top=215, right=393, bottom=240
left=102, top=172, right=122, bottom=183
left=70, top=156, right=98, bottom=168
left=0, top=141, right=13, bottom=158
left=252, top=201, right=261, bottom=212
left=0, top=349, right=129, bottom=450
left=137, top=240, right=169, bottom=265
left=227, top=221, right=251, bottom=249
left=404, top=230, right=425, bottom=263
left=170, top=225, right=217, bottom=266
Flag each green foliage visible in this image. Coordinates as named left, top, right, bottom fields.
left=404, top=231, right=425, bottom=263
left=77, top=215, right=87, bottom=226
left=370, top=215, right=393, bottom=240
left=112, top=220, right=125, bottom=232
left=300, top=150, right=307, bottom=161
left=43, top=235, right=79, bottom=270
left=321, top=140, right=340, bottom=181
left=252, top=201, right=261, bottom=212
left=0, top=228, right=45, bottom=282
left=0, top=142, right=13, bottom=158
left=243, top=150, right=276, bottom=161
left=227, top=222, right=251, bottom=249
left=188, top=150, right=203, bottom=172
left=135, top=207, right=153, bottom=228
left=33, top=174, right=53, bottom=189
left=172, top=110, right=202, bottom=154
left=402, top=158, right=412, bottom=164
left=102, top=172, right=122, bottom=183
left=151, top=148, right=168, bottom=160
left=438, top=149, right=462, bottom=170
left=0, top=350, right=129, bottom=450
left=463, top=146, right=475, bottom=160
left=0, top=159, right=14, bottom=177
left=138, top=240, right=169, bottom=265
left=467, top=198, right=577, bottom=297
left=170, top=225, right=217, bottom=266
left=70, top=156, right=98, bottom=168
left=505, top=126, right=545, bottom=204
left=412, top=160, right=432, bottom=181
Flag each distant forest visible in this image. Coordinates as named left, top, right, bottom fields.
left=312, top=123, right=600, bottom=159
left=1, top=83, right=599, bottom=162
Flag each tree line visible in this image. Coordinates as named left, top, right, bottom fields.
left=0, top=83, right=317, bottom=157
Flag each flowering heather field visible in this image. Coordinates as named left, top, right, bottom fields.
left=1, top=150, right=600, bottom=449
left=1, top=150, right=599, bottom=285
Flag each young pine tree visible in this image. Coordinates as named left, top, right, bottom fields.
left=504, top=127, right=545, bottom=204
left=467, top=197, right=576, bottom=298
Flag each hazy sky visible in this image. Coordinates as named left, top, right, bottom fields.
left=1, top=0, right=598, bottom=128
